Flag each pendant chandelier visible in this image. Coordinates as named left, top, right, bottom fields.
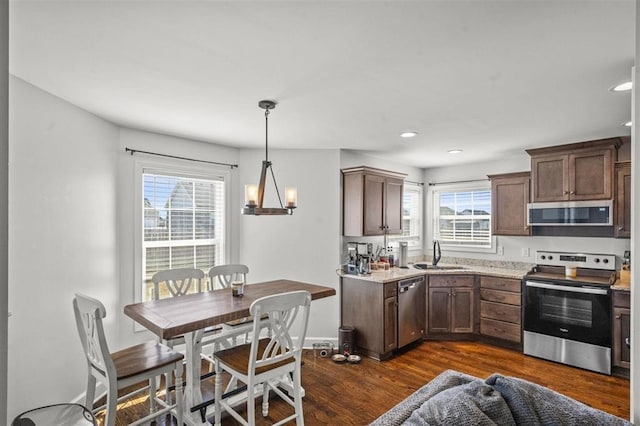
left=241, top=100, right=297, bottom=216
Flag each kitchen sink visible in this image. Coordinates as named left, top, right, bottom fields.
left=413, top=263, right=467, bottom=270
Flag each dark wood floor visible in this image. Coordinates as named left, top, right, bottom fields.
left=104, top=341, right=630, bottom=425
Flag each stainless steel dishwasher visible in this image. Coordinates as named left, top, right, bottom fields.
left=397, top=275, right=426, bottom=348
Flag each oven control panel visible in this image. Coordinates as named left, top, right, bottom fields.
left=535, top=251, right=616, bottom=270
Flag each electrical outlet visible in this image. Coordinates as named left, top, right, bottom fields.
left=521, top=247, right=530, bottom=257
left=497, top=246, right=504, bottom=256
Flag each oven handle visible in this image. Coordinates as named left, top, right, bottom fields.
left=525, top=281, right=609, bottom=295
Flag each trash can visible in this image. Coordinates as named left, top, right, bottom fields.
left=339, top=325, right=356, bottom=355
left=12, top=403, right=97, bottom=426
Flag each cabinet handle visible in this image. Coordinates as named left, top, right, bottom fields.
left=616, top=315, right=621, bottom=319
left=497, top=311, right=505, bottom=316
left=626, top=338, right=631, bottom=348
left=563, top=191, right=568, bottom=195
left=618, top=226, right=624, bottom=231
left=570, top=191, right=575, bottom=195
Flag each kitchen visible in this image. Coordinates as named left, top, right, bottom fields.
left=3, top=1, right=640, bottom=424
left=339, top=138, right=631, bottom=372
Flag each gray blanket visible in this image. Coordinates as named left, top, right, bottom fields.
left=370, top=370, right=630, bottom=426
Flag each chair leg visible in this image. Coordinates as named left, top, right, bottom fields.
left=293, top=366, right=304, bottom=425
left=104, top=382, right=118, bottom=426
left=174, top=362, right=184, bottom=426
left=247, top=378, right=256, bottom=426
left=148, top=376, right=157, bottom=414
left=85, top=374, right=96, bottom=412
left=261, top=381, right=269, bottom=417
left=214, top=360, right=222, bottom=426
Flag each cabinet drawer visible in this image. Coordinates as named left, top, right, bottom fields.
left=480, top=288, right=521, bottom=306
left=429, top=275, right=474, bottom=288
left=480, top=301, right=521, bottom=324
left=481, top=318, right=521, bottom=342
left=480, top=276, right=521, bottom=293
left=613, top=290, right=630, bottom=308
left=384, top=283, right=397, bottom=299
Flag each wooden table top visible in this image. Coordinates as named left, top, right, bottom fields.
left=124, top=279, right=336, bottom=340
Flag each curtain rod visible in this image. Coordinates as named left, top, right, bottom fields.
left=428, top=178, right=489, bottom=186
left=405, top=180, right=424, bottom=186
left=125, top=147, right=238, bottom=169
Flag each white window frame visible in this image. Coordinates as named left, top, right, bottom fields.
left=134, top=159, right=232, bottom=308
left=430, top=180, right=495, bottom=253
left=389, top=181, right=423, bottom=252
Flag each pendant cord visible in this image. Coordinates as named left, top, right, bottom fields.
left=265, top=107, right=284, bottom=208
left=265, top=108, right=270, bottom=163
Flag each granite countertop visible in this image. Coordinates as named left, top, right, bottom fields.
left=340, top=262, right=531, bottom=283
left=611, top=280, right=631, bottom=291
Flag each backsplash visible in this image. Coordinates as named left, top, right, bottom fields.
left=417, top=255, right=534, bottom=271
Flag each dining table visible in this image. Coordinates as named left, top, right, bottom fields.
left=124, top=278, right=336, bottom=425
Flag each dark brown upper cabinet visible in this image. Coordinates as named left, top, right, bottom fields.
left=488, top=171, right=531, bottom=236
left=526, top=137, right=621, bottom=202
left=342, top=166, right=406, bottom=236
left=614, top=161, right=631, bottom=238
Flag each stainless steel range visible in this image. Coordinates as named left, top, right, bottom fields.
left=523, top=251, right=616, bottom=375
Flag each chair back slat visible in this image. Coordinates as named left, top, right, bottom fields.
left=208, top=264, right=249, bottom=290
left=73, top=294, right=115, bottom=379
left=249, top=291, right=310, bottom=371
left=151, top=267, right=205, bottom=300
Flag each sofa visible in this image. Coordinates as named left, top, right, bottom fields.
left=370, top=370, right=630, bottom=425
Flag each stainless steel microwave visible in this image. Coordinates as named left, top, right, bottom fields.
left=527, top=200, right=613, bottom=226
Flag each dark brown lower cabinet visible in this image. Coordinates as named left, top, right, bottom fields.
left=427, top=275, right=475, bottom=335
left=341, top=277, right=398, bottom=360
left=479, top=276, right=522, bottom=348
left=612, top=290, right=631, bottom=376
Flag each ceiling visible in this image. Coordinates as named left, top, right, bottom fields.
left=9, top=1, right=635, bottom=168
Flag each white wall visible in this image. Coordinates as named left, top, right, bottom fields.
left=238, top=148, right=342, bottom=343
left=7, top=77, right=119, bottom=420
left=423, top=153, right=631, bottom=263
left=0, top=0, right=8, bottom=421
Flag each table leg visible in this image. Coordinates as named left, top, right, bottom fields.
left=183, top=329, right=206, bottom=426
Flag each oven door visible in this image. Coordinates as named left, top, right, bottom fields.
left=524, top=280, right=611, bottom=347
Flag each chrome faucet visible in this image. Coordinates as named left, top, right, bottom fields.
left=432, top=240, right=441, bottom=266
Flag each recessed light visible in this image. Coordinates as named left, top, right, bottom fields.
left=612, top=81, right=633, bottom=92
left=624, top=121, right=632, bottom=127
left=448, top=149, right=463, bottom=154
left=400, top=131, right=418, bottom=138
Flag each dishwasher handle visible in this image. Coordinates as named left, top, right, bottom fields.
left=398, top=276, right=424, bottom=293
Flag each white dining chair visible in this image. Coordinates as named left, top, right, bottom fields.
left=73, top=293, right=184, bottom=426
left=208, top=264, right=249, bottom=292
left=213, top=290, right=311, bottom=426
left=208, top=264, right=256, bottom=346
left=151, top=267, right=223, bottom=394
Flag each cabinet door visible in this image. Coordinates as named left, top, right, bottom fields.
left=613, top=307, right=631, bottom=369
left=615, top=162, right=631, bottom=238
left=428, top=288, right=451, bottom=333
left=385, top=177, right=404, bottom=235
left=490, top=173, right=531, bottom=236
left=531, top=154, right=568, bottom=202
left=570, top=149, right=613, bottom=200
left=363, top=174, right=385, bottom=235
left=384, top=296, right=397, bottom=351
left=451, top=288, right=474, bottom=333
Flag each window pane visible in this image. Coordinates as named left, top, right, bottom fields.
left=390, top=183, right=422, bottom=248
left=434, top=187, right=491, bottom=247
left=142, top=171, right=225, bottom=302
